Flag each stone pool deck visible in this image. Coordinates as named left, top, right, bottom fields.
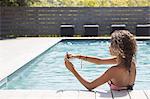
left=0, top=90, right=150, bottom=99
left=0, top=37, right=61, bottom=82
left=0, top=37, right=150, bottom=99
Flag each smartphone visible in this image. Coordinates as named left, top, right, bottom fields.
left=66, top=52, right=69, bottom=59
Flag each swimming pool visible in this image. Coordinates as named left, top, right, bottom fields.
left=1, top=39, right=150, bottom=90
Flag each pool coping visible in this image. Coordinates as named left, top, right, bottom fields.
left=0, top=89, right=150, bottom=99
left=0, top=37, right=149, bottom=88
left=61, top=36, right=150, bottom=40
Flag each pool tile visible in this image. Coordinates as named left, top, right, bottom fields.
left=112, top=90, right=130, bottom=99
left=96, top=90, right=112, bottom=99
left=60, top=90, right=78, bottom=99
left=128, top=90, right=147, bottom=99
left=78, top=90, right=95, bottom=99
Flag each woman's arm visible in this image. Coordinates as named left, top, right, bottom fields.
left=72, top=67, right=115, bottom=91
left=74, top=55, right=117, bottom=65
left=65, top=58, right=116, bottom=91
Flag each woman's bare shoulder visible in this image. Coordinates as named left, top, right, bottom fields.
left=106, top=65, right=120, bottom=76
left=131, top=60, right=136, bottom=73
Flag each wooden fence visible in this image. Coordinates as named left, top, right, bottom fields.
left=1, top=7, right=150, bottom=37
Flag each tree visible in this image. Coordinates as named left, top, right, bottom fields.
left=0, top=0, right=50, bottom=7
left=1, top=0, right=149, bottom=7
left=0, top=0, right=21, bottom=6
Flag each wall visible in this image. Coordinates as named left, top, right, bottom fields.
left=1, top=7, right=150, bottom=36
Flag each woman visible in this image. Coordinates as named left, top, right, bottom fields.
left=64, top=30, right=137, bottom=91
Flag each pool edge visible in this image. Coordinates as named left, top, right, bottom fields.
left=0, top=38, right=62, bottom=88
left=0, top=37, right=149, bottom=89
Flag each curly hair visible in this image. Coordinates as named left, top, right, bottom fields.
left=110, top=30, right=137, bottom=71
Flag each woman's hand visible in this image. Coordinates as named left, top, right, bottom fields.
left=66, top=53, right=80, bottom=59
left=67, top=53, right=75, bottom=59
left=64, top=55, right=75, bottom=73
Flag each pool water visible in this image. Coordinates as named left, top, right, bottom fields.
left=2, top=40, right=150, bottom=90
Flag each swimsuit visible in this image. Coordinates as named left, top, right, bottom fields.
left=108, top=80, right=134, bottom=91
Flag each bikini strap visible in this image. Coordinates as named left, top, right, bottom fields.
left=127, top=84, right=134, bottom=90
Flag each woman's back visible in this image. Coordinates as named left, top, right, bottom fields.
left=111, top=61, right=136, bottom=87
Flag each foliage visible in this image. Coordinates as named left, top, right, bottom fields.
left=1, top=0, right=150, bottom=7
left=0, top=0, right=50, bottom=7
left=0, top=0, right=24, bottom=6
left=47, top=0, right=150, bottom=7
